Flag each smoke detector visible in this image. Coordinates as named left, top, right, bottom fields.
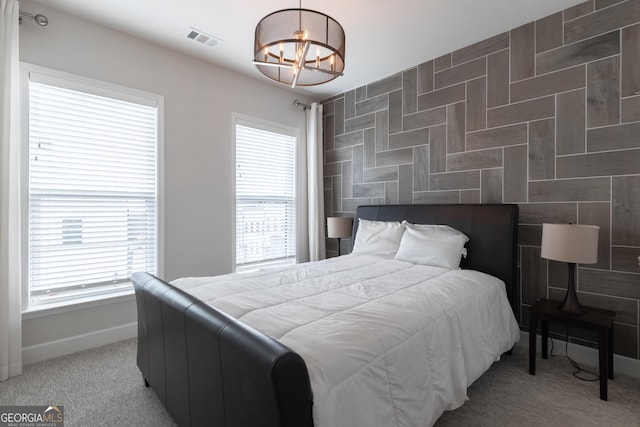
left=186, top=27, right=222, bottom=47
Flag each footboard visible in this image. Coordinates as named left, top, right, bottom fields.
left=132, top=272, right=314, bottom=427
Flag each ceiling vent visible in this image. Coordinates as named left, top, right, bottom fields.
left=186, top=27, right=222, bottom=47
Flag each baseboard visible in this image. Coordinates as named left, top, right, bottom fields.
left=518, top=331, right=640, bottom=380
left=22, top=322, right=137, bottom=366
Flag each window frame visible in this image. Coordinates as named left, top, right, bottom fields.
left=20, top=63, right=165, bottom=312
left=231, top=114, right=300, bottom=272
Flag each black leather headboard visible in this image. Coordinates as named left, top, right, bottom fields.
left=353, top=204, right=519, bottom=321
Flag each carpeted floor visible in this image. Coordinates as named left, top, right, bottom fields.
left=0, top=339, right=638, bottom=426
left=436, top=346, right=640, bottom=427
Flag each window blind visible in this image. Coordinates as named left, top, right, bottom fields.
left=28, top=80, right=158, bottom=304
left=235, top=123, right=296, bottom=269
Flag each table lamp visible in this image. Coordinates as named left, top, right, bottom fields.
left=327, top=217, right=353, bottom=256
left=541, top=223, right=599, bottom=314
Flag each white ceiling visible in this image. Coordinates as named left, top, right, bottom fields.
left=28, top=0, right=585, bottom=100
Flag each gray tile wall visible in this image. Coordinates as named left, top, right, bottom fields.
left=322, top=0, right=640, bottom=359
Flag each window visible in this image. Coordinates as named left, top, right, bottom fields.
left=234, top=118, right=297, bottom=271
left=22, top=65, right=163, bottom=308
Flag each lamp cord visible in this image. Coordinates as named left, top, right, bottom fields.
left=549, top=325, right=599, bottom=382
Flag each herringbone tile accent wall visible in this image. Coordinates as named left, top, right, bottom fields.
left=322, top=0, right=640, bottom=359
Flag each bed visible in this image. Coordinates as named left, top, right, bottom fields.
left=133, top=203, right=520, bottom=427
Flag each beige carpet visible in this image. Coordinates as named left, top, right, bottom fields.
left=0, top=339, right=638, bottom=426
left=436, top=346, right=640, bottom=427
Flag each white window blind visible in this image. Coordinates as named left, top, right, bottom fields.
left=27, top=77, right=159, bottom=306
left=235, top=123, right=296, bottom=270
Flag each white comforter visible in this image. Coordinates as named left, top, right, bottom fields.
left=172, top=254, right=520, bottom=427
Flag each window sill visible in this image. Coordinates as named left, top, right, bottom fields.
left=22, top=286, right=135, bottom=320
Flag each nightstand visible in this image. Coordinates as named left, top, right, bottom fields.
left=528, top=298, right=615, bottom=401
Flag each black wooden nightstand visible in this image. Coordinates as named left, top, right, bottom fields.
left=528, top=298, right=615, bottom=401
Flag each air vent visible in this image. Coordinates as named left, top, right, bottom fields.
left=186, top=27, right=222, bottom=47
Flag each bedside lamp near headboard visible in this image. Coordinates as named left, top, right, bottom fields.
left=541, top=223, right=599, bottom=314
left=327, top=217, right=353, bottom=256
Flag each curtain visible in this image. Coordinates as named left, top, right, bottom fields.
left=0, top=0, right=22, bottom=381
left=306, top=103, right=326, bottom=261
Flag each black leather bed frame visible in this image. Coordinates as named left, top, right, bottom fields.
left=132, top=203, right=519, bottom=426
left=353, top=204, right=520, bottom=319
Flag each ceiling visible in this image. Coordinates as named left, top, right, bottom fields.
left=28, top=0, right=585, bottom=100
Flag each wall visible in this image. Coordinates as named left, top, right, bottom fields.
left=19, top=3, right=314, bottom=363
left=323, top=0, right=640, bottom=361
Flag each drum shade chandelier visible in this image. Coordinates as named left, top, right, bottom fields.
left=252, top=1, right=345, bottom=88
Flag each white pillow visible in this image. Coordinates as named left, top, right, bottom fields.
left=395, top=222, right=469, bottom=269
left=351, top=219, right=405, bottom=257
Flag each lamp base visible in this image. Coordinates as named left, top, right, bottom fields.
left=558, top=262, right=584, bottom=314
left=558, top=289, right=584, bottom=314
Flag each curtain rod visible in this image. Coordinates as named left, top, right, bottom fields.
left=293, top=100, right=311, bottom=110
left=19, top=10, right=49, bottom=26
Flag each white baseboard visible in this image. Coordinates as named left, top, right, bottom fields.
left=22, top=322, right=137, bottom=366
left=518, top=331, right=640, bottom=380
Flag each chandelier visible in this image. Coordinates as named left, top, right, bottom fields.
left=252, top=2, right=346, bottom=88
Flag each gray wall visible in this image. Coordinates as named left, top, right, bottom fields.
left=19, top=2, right=313, bottom=363
left=322, top=0, right=640, bottom=360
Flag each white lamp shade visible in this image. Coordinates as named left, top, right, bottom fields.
left=541, top=223, right=599, bottom=264
left=327, top=217, right=353, bottom=239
